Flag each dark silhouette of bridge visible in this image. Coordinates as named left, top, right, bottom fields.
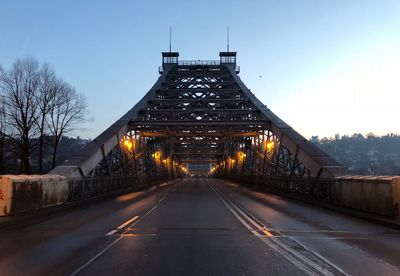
left=52, top=51, right=345, bottom=182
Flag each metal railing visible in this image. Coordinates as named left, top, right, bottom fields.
left=222, top=174, right=334, bottom=202
left=68, top=175, right=171, bottom=202
left=178, top=60, right=220, bottom=66
left=159, top=61, right=239, bottom=71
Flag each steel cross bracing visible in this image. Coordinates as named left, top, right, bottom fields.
left=51, top=51, right=346, bottom=182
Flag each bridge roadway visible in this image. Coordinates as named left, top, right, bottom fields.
left=0, top=178, right=400, bottom=275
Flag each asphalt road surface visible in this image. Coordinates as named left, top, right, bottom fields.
left=1, top=178, right=400, bottom=276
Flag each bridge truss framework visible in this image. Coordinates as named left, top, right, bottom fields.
left=51, top=51, right=346, bottom=188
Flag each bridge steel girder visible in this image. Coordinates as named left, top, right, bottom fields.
left=51, top=52, right=347, bottom=180
left=50, top=70, right=170, bottom=177
left=140, top=131, right=258, bottom=138
left=227, top=67, right=345, bottom=178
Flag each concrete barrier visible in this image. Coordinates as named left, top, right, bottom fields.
left=334, top=176, right=400, bottom=217
left=224, top=174, right=400, bottom=218
left=0, top=175, right=68, bottom=216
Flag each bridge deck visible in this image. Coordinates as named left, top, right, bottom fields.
left=0, top=179, right=399, bottom=275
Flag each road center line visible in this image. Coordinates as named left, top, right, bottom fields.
left=158, top=196, right=166, bottom=202
left=209, top=184, right=313, bottom=274
left=209, top=183, right=337, bottom=276
left=220, top=183, right=349, bottom=275
left=224, top=194, right=274, bottom=236
left=227, top=187, right=347, bottom=275
left=262, top=229, right=274, bottom=237
left=70, top=236, right=123, bottom=276
left=71, top=204, right=159, bottom=276
left=117, top=216, right=139, bottom=230
left=105, top=230, right=118, bottom=236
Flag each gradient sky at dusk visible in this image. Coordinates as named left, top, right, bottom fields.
left=1, top=0, right=399, bottom=139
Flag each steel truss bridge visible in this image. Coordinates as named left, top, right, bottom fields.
left=51, top=50, right=347, bottom=198
left=3, top=51, right=400, bottom=276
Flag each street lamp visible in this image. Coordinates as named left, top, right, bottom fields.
left=121, top=136, right=134, bottom=152
left=266, top=141, right=275, bottom=152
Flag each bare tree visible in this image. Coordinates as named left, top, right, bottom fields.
left=0, top=58, right=88, bottom=173
left=0, top=58, right=40, bottom=173
left=35, top=64, right=57, bottom=173
left=47, top=80, right=87, bottom=168
left=0, top=97, right=5, bottom=174
left=0, top=65, right=6, bottom=174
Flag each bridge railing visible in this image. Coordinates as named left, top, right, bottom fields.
left=178, top=60, right=220, bottom=66
left=221, top=174, right=400, bottom=217
left=224, top=174, right=334, bottom=200
left=68, top=175, right=171, bottom=202
left=0, top=174, right=173, bottom=216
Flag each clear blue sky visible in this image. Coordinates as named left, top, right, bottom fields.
left=1, top=0, right=399, bottom=139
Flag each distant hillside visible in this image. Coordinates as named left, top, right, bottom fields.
left=1, top=136, right=90, bottom=174
left=313, top=133, right=400, bottom=175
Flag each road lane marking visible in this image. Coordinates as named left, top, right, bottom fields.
left=210, top=184, right=320, bottom=274
left=70, top=236, right=123, bottom=276
left=126, top=205, right=158, bottom=230
left=117, top=216, right=139, bottom=230
left=227, top=189, right=348, bottom=276
left=225, top=195, right=275, bottom=237
left=290, top=237, right=350, bottom=276
left=158, top=196, right=166, bottom=202
left=210, top=184, right=274, bottom=236
left=219, top=182, right=350, bottom=276
left=72, top=204, right=159, bottom=276
left=208, top=184, right=314, bottom=274
left=209, top=183, right=342, bottom=276
left=262, top=229, right=274, bottom=237
left=144, top=205, right=158, bottom=217
left=105, top=230, right=118, bottom=236
left=105, top=216, right=140, bottom=236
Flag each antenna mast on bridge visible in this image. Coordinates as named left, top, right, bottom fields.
left=227, top=26, right=230, bottom=52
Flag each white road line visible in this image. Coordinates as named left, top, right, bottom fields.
left=127, top=205, right=158, bottom=229
left=219, top=184, right=349, bottom=276
left=209, top=184, right=314, bottom=274
left=70, top=236, right=123, bottom=276
left=104, top=216, right=140, bottom=236
left=71, top=205, right=159, bottom=276
left=209, top=183, right=335, bottom=276
left=291, top=237, right=350, bottom=276
left=117, top=216, right=139, bottom=230
left=105, top=230, right=118, bottom=236
left=143, top=205, right=158, bottom=218
left=158, top=196, right=166, bottom=202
